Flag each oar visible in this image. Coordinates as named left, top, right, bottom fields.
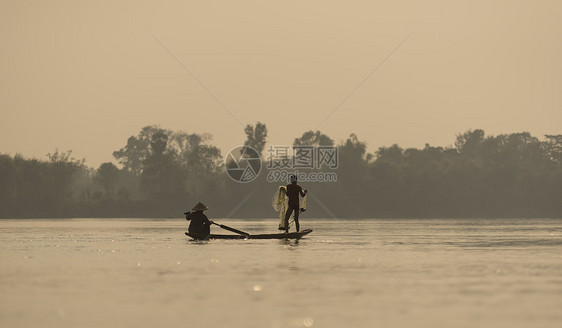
left=211, top=222, right=249, bottom=236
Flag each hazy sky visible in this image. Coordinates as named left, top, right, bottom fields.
left=1, top=0, right=560, bottom=167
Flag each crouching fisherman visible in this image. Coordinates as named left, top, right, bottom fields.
left=185, top=202, right=212, bottom=239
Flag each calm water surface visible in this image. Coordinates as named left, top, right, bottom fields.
left=1, top=218, right=561, bottom=327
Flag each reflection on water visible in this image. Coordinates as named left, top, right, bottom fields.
left=1, top=218, right=561, bottom=328
left=279, top=239, right=299, bottom=247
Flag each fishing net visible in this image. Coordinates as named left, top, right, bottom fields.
left=301, top=193, right=307, bottom=212
left=272, top=186, right=288, bottom=229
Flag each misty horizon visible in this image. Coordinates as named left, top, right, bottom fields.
left=2, top=125, right=560, bottom=219
left=1, top=1, right=561, bottom=168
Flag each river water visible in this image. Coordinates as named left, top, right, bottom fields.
left=1, top=218, right=561, bottom=328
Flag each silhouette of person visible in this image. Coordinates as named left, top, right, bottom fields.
left=185, top=202, right=212, bottom=239
left=283, top=175, right=307, bottom=233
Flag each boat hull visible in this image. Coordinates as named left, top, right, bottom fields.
left=185, top=229, right=313, bottom=240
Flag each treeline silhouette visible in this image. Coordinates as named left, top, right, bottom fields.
left=1, top=125, right=561, bottom=218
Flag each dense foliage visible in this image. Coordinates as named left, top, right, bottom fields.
left=1, top=126, right=561, bottom=218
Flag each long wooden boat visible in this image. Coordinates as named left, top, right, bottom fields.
left=185, top=229, right=313, bottom=240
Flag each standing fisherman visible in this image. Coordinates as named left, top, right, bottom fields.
left=185, top=202, right=212, bottom=239
left=283, top=175, right=307, bottom=233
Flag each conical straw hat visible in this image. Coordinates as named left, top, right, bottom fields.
left=191, top=202, right=209, bottom=211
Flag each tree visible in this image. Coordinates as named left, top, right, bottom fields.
left=544, top=134, right=562, bottom=165
left=244, top=122, right=268, bottom=156
left=0, top=154, right=17, bottom=203
left=455, top=129, right=485, bottom=157
left=335, top=134, right=369, bottom=215
left=112, top=125, right=225, bottom=208
left=113, top=136, right=149, bottom=176
left=169, top=131, right=222, bottom=189
left=47, top=150, right=84, bottom=207
left=375, top=144, right=405, bottom=164
left=141, top=129, right=186, bottom=201
left=94, top=163, right=120, bottom=199
left=293, top=130, right=334, bottom=146
left=12, top=154, right=52, bottom=211
left=113, top=126, right=169, bottom=175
